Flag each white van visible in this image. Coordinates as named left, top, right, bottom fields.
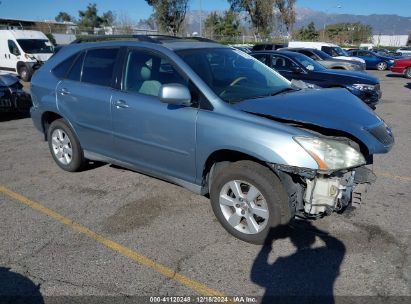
left=0, top=30, right=54, bottom=81
left=288, top=41, right=366, bottom=65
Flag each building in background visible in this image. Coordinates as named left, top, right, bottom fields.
left=373, top=34, right=409, bottom=47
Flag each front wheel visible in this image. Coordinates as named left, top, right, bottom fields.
left=210, top=161, right=291, bottom=244
left=47, top=119, right=85, bottom=172
left=376, top=61, right=388, bottom=71
left=405, top=67, right=411, bottom=79
left=19, top=66, right=31, bottom=82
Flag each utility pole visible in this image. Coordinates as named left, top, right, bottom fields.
left=199, top=0, right=203, bottom=36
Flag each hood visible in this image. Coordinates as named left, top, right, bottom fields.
left=335, top=56, right=365, bottom=64
left=233, top=88, right=388, bottom=154
left=30, top=53, right=53, bottom=62
left=320, top=69, right=379, bottom=84
left=0, top=73, right=19, bottom=87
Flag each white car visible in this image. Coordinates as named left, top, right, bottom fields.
left=288, top=41, right=366, bottom=66
left=396, top=47, right=411, bottom=56
left=0, top=30, right=54, bottom=81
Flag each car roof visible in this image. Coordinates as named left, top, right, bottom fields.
left=68, top=35, right=226, bottom=52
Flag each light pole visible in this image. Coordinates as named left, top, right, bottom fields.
left=322, top=4, right=342, bottom=41
left=199, top=0, right=203, bottom=37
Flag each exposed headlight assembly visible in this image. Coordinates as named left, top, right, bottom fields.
left=294, top=137, right=366, bottom=171
left=349, top=83, right=376, bottom=91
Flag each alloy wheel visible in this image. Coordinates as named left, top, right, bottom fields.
left=51, top=128, right=73, bottom=165
left=219, top=180, right=269, bottom=234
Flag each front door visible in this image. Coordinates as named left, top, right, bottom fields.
left=111, top=48, right=198, bottom=182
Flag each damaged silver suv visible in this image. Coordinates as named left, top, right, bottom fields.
left=30, top=36, right=394, bottom=244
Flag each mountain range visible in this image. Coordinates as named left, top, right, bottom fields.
left=183, top=7, right=411, bottom=35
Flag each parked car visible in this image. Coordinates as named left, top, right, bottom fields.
left=371, top=48, right=402, bottom=58
left=0, top=73, right=32, bottom=113
left=390, top=58, right=411, bottom=78
left=252, top=50, right=381, bottom=109
left=30, top=36, right=393, bottom=244
left=347, top=49, right=394, bottom=71
left=279, top=47, right=365, bottom=71
left=232, top=46, right=251, bottom=53
left=288, top=41, right=366, bottom=65
left=252, top=43, right=287, bottom=51
left=0, top=30, right=54, bottom=81
left=396, top=47, right=411, bottom=56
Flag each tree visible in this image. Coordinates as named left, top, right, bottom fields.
left=323, top=22, right=372, bottom=44
left=101, top=10, right=115, bottom=27
left=203, top=12, right=220, bottom=38
left=78, top=3, right=103, bottom=30
left=275, top=0, right=296, bottom=37
left=203, top=10, right=241, bottom=39
left=294, top=21, right=318, bottom=41
left=228, top=0, right=274, bottom=38
left=55, top=11, right=74, bottom=23
left=145, top=0, right=189, bottom=36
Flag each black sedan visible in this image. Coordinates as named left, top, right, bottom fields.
left=251, top=51, right=381, bottom=109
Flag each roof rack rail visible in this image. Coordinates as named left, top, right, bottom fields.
left=69, top=34, right=218, bottom=45
left=71, top=34, right=162, bottom=44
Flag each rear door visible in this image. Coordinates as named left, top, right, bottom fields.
left=110, top=48, right=198, bottom=182
left=56, top=47, right=120, bottom=157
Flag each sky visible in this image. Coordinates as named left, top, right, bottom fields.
left=0, top=0, right=410, bottom=22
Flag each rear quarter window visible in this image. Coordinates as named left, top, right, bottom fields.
left=52, top=54, right=78, bottom=79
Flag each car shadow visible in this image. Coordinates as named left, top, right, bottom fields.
left=405, top=83, right=411, bottom=89
left=385, top=73, right=404, bottom=78
left=250, top=221, right=346, bottom=304
left=0, top=267, right=44, bottom=303
left=0, top=112, right=30, bottom=122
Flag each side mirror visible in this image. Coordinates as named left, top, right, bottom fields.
left=159, top=83, right=192, bottom=106
left=291, top=66, right=303, bottom=73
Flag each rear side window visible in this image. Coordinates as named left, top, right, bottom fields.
left=67, top=52, right=85, bottom=81
left=252, top=45, right=264, bottom=51
left=53, top=54, right=78, bottom=78
left=81, top=48, right=119, bottom=87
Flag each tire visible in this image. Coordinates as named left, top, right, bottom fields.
left=210, top=160, right=291, bottom=244
left=405, top=67, right=411, bottom=79
left=47, top=119, right=84, bottom=172
left=19, top=65, right=31, bottom=82
left=376, top=61, right=388, bottom=71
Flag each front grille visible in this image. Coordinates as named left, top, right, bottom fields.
left=368, top=123, right=394, bottom=146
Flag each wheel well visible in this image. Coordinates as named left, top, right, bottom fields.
left=202, top=149, right=266, bottom=194
left=42, top=111, right=62, bottom=140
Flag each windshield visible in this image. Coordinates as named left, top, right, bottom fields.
left=289, top=52, right=327, bottom=72
left=334, top=47, right=349, bottom=56
left=176, top=48, right=291, bottom=104
left=312, top=49, right=332, bottom=60
left=17, top=39, right=54, bottom=54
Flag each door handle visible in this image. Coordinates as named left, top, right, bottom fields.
left=113, top=100, right=129, bottom=109
left=58, top=88, right=70, bottom=95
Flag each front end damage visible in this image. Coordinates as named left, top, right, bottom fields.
left=270, top=164, right=376, bottom=219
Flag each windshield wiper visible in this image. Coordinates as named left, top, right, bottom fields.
left=270, top=87, right=298, bottom=96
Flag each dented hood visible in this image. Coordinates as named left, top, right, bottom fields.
left=233, top=88, right=389, bottom=154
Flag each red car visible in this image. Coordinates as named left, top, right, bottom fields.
left=390, top=58, right=411, bottom=78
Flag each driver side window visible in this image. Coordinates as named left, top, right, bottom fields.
left=8, top=40, right=20, bottom=56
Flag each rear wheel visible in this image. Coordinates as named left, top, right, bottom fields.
left=47, top=119, right=84, bottom=172
left=210, top=161, right=291, bottom=244
left=376, top=61, right=388, bottom=71
left=405, top=67, right=411, bottom=79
